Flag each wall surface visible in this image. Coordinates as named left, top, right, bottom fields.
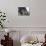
left=0, top=0, right=46, bottom=27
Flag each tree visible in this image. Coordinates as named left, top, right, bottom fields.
left=0, top=10, right=6, bottom=28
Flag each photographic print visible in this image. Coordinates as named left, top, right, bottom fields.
left=18, top=7, right=30, bottom=16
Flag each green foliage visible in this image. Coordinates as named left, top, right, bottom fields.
left=0, top=11, right=6, bottom=28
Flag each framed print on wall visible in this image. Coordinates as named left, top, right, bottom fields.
left=18, top=7, right=30, bottom=16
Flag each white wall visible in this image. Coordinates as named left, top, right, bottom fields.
left=0, top=0, right=46, bottom=27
